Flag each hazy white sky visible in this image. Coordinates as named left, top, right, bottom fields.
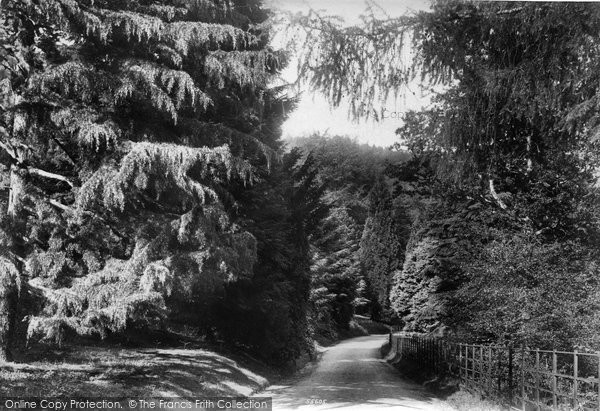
left=266, top=0, right=433, bottom=147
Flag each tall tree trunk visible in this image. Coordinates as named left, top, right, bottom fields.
left=0, top=267, right=17, bottom=362
left=0, top=165, right=26, bottom=362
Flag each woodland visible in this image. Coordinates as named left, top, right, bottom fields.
left=0, top=0, right=599, bottom=373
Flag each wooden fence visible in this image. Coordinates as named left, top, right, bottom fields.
left=389, top=333, right=600, bottom=410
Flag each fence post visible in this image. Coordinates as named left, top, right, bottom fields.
left=424, top=338, right=427, bottom=368
left=434, top=339, right=437, bottom=374
left=431, top=339, right=434, bottom=373
left=413, top=336, right=416, bottom=359
left=467, top=345, right=471, bottom=384
left=574, top=350, right=578, bottom=410
left=488, top=345, right=493, bottom=395
left=437, top=339, right=441, bottom=375
left=468, top=344, right=471, bottom=383
left=471, top=345, right=475, bottom=384
left=425, top=338, right=428, bottom=371
left=438, top=340, right=442, bottom=375
left=508, top=344, right=514, bottom=407
left=406, top=339, right=600, bottom=411
left=552, top=349, right=557, bottom=410
left=479, top=345, right=484, bottom=389
left=496, top=346, right=504, bottom=397
left=416, top=337, right=419, bottom=361
left=469, top=345, right=472, bottom=384
left=429, top=338, right=435, bottom=373
left=425, top=338, right=428, bottom=370
left=459, top=344, right=463, bottom=382
left=535, top=349, right=540, bottom=411
left=597, top=351, right=600, bottom=411
left=521, top=346, right=526, bottom=411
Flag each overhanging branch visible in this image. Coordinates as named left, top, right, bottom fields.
left=28, top=167, right=74, bottom=187
left=0, top=138, right=76, bottom=186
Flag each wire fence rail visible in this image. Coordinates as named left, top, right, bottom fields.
left=389, top=333, right=600, bottom=411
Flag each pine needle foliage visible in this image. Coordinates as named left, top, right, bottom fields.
left=289, top=135, right=410, bottom=333
left=1, top=0, right=290, bottom=346
left=211, top=148, right=323, bottom=364
left=291, top=3, right=600, bottom=170
left=290, top=1, right=600, bottom=240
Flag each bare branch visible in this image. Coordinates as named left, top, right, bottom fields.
left=27, top=168, right=74, bottom=187
left=49, top=135, right=77, bottom=165
left=47, top=198, right=71, bottom=212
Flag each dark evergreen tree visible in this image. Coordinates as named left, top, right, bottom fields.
left=310, top=205, right=361, bottom=337
left=0, top=0, right=293, bottom=360
left=291, top=135, right=411, bottom=333
left=360, top=177, right=410, bottom=321
left=215, top=148, right=327, bottom=364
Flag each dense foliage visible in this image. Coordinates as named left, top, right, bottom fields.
left=289, top=135, right=408, bottom=337
left=211, top=148, right=325, bottom=363
left=4, top=0, right=600, bottom=367
left=291, top=1, right=600, bottom=349
left=359, top=177, right=410, bottom=321
left=0, top=0, right=316, bottom=365
left=454, top=233, right=600, bottom=348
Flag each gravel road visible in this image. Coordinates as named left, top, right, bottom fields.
left=263, top=335, right=451, bottom=411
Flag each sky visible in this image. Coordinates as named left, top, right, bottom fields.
left=266, top=0, right=433, bottom=147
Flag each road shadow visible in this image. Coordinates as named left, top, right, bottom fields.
left=1, top=346, right=269, bottom=398
left=268, top=380, right=444, bottom=409
left=263, top=335, right=448, bottom=410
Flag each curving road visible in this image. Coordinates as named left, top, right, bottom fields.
left=262, top=335, right=451, bottom=411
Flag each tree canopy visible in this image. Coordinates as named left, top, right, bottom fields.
left=289, top=1, right=600, bottom=348
left=292, top=2, right=600, bottom=213
left=0, top=0, right=306, bottom=363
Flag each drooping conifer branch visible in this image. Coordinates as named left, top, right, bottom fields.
left=76, top=142, right=254, bottom=211
left=2, top=0, right=287, bottom=350
left=27, top=168, right=74, bottom=187
left=119, top=60, right=212, bottom=112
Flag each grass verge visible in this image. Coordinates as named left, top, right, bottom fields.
left=0, top=338, right=281, bottom=398
left=444, top=390, right=503, bottom=411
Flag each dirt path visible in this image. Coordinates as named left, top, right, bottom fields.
left=262, top=335, right=451, bottom=411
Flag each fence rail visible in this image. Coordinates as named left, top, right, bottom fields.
left=389, top=333, right=600, bottom=411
